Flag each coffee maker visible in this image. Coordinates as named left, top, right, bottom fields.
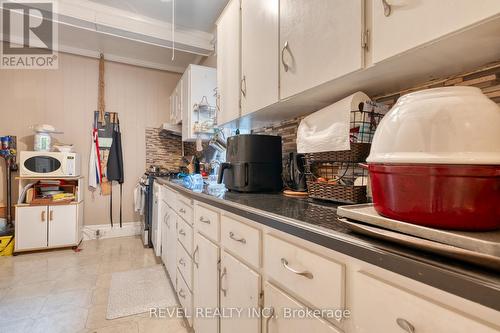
left=218, top=134, right=282, bottom=192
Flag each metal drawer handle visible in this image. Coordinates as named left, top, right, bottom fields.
left=41, top=210, right=46, bottom=222
left=178, top=289, right=186, bottom=299
left=179, top=208, right=186, bottom=214
left=220, top=267, right=228, bottom=297
left=179, top=258, right=186, bottom=266
left=265, top=307, right=275, bottom=333
left=241, top=75, right=247, bottom=97
left=193, top=245, right=199, bottom=268
left=281, top=258, right=313, bottom=279
left=49, top=210, right=54, bottom=221
left=229, top=232, right=246, bottom=244
left=382, top=0, right=391, bottom=16
left=179, top=229, right=186, bottom=236
left=199, top=216, right=211, bottom=224
left=396, top=318, right=415, bottom=333
left=281, top=41, right=290, bottom=72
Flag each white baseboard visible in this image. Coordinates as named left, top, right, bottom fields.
left=82, top=221, right=143, bottom=240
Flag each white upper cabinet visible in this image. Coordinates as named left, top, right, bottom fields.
left=371, top=0, right=500, bottom=64
left=279, top=0, right=365, bottom=99
left=240, top=0, right=279, bottom=115
left=180, top=64, right=217, bottom=142
left=216, top=0, right=242, bottom=125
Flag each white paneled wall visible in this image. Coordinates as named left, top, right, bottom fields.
left=0, top=49, right=181, bottom=225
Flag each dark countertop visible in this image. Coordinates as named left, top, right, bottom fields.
left=156, top=177, right=500, bottom=311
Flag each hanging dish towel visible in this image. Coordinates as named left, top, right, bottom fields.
left=296, top=92, right=370, bottom=153
left=88, top=128, right=102, bottom=189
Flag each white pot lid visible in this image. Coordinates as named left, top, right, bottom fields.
left=367, top=87, right=500, bottom=165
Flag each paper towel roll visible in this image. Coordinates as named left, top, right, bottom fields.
left=297, top=92, right=370, bottom=154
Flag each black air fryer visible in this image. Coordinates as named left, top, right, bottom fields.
left=218, top=134, right=282, bottom=192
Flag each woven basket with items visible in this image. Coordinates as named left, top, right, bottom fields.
left=298, top=92, right=388, bottom=204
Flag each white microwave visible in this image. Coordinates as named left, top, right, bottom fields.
left=20, top=151, right=81, bottom=177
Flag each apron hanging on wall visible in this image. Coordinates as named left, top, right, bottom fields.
left=107, top=114, right=124, bottom=228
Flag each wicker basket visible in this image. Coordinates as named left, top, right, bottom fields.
left=306, top=180, right=367, bottom=204
left=304, top=143, right=371, bottom=163
left=304, top=143, right=370, bottom=204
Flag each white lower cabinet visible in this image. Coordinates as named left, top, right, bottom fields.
left=193, top=233, right=220, bottom=333
left=15, top=205, right=48, bottom=250
left=47, top=205, right=77, bottom=247
left=351, top=272, right=499, bottom=333
left=15, top=203, right=82, bottom=252
left=166, top=210, right=178, bottom=281
left=177, top=241, right=193, bottom=290
left=264, top=282, right=341, bottom=333
left=161, top=208, right=169, bottom=265
left=159, top=193, right=500, bottom=333
left=264, top=235, right=345, bottom=312
left=220, top=251, right=261, bottom=333
left=177, top=268, right=194, bottom=327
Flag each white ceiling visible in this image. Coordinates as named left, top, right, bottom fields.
left=87, top=0, right=229, bottom=32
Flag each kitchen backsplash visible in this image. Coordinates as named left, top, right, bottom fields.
left=253, top=60, right=500, bottom=154
left=145, top=128, right=183, bottom=170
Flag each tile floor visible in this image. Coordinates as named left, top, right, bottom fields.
left=0, top=236, right=191, bottom=333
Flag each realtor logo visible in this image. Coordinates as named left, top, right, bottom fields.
left=1, top=1, right=58, bottom=69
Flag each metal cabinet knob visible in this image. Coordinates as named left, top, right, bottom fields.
left=281, top=41, right=290, bottom=72
left=220, top=267, right=228, bottom=297
left=396, top=318, right=415, bottom=333
left=179, top=229, right=186, bottom=236
left=229, top=231, right=246, bottom=244
left=382, top=0, right=392, bottom=16
left=199, top=216, right=211, bottom=224
left=281, top=258, right=314, bottom=279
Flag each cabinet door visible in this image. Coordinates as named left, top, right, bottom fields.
left=166, top=212, right=178, bottom=282
left=48, top=205, right=77, bottom=247
left=15, top=206, right=48, bottom=251
left=220, top=251, right=260, bottom=333
left=371, top=0, right=500, bottom=64
left=168, top=93, right=175, bottom=124
left=181, top=71, right=191, bottom=141
left=154, top=200, right=167, bottom=257
left=193, top=233, right=219, bottom=333
left=161, top=208, right=170, bottom=265
left=216, top=0, right=241, bottom=125
left=241, top=0, right=279, bottom=115
left=279, top=0, right=364, bottom=99
left=264, top=283, right=341, bottom=333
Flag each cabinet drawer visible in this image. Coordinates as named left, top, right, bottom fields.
left=176, top=195, right=193, bottom=225
left=264, top=282, right=341, bottom=333
left=264, top=235, right=345, bottom=313
left=177, top=241, right=193, bottom=291
left=177, top=217, right=194, bottom=255
left=351, top=272, right=499, bottom=333
left=194, top=203, right=219, bottom=242
left=176, top=269, right=193, bottom=327
left=221, top=215, right=261, bottom=268
left=161, top=186, right=176, bottom=207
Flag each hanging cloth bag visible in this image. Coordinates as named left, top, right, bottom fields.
left=107, top=114, right=124, bottom=227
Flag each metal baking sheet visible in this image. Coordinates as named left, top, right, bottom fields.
left=339, top=218, right=500, bottom=271
left=337, top=204, right=500, bottom=257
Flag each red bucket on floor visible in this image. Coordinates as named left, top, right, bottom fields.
left=368, top=164, right=500, bottom=231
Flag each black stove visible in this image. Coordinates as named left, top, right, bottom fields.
left=141, top=170, right=178, bottom=247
